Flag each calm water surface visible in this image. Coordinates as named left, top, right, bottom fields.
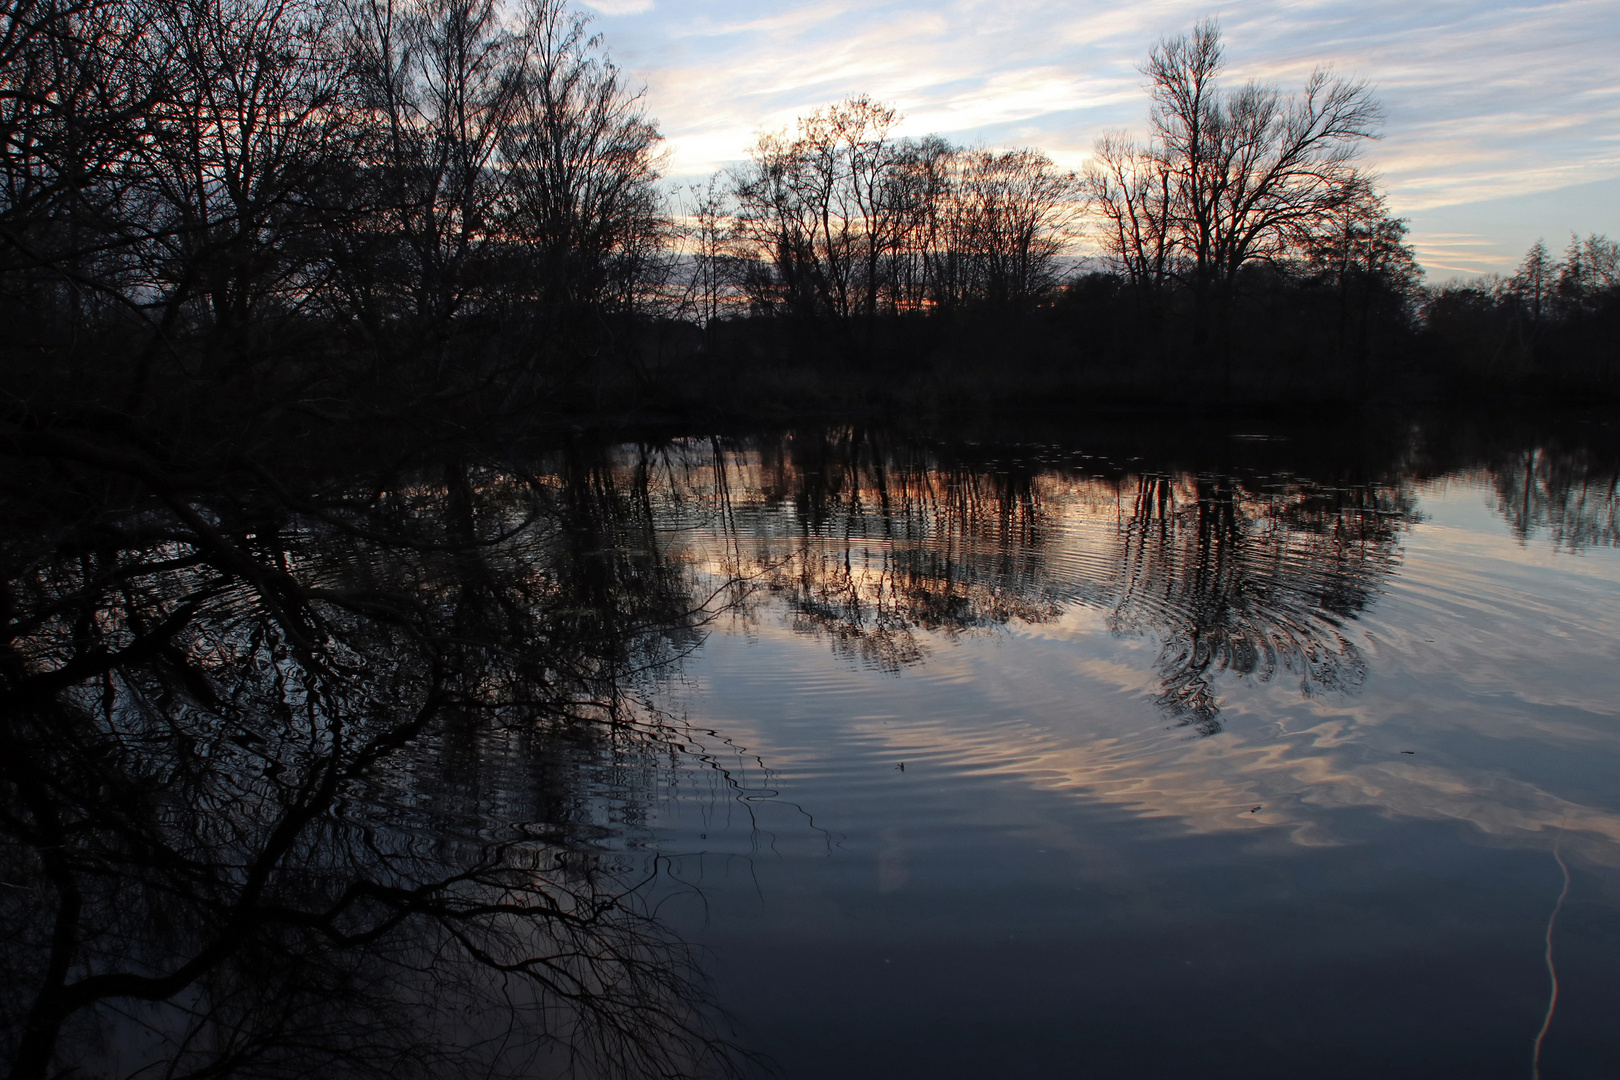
left=617, top=432, right=1620, bottom=1079
left=7, top=423, right=1620, bottom=1080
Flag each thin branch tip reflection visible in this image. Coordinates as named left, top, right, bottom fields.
left=1531, top=831, right=1572, bottom=1080
left=0, top=438, right=764, bottom=1080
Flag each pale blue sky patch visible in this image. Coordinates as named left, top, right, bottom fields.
left=1406, top=177, right=1620, bottom=279
left=586, top=0, right=1619, bottom=277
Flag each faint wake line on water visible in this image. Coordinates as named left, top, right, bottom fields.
left=1532, top=835, right=1572, bottom=1080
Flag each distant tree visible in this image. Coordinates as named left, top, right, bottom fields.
left=733, top=121, right=807, bottom=316
left=1512, top=239, right=1553, bottom=329
left=732, top=100, right=1081, bottom=322
left=1084, top=133, right=1174, bottom=299
left=1557, top=233, right=1620, bottom=311
left=1546, top=234, right=1620, bottom=385
left=1087, top=19, right=1384, bottom=337
left=949, top=148, right=1082, bottom=306
left=342, top=0, right=525, bottom=346
left=1302, top=175, right=1419, bottom=374
left=674, top=175, right=741, bottom=326
left=823, top=94, right=902, bottom=317
left=499, top=0, right=666, bottom=322
left=882, top=134, right=955, bottom=311
left=1304, top=177, right=1417, bottom=296
left=731, top=95, right=902, bottom=322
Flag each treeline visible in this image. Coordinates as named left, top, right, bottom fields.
left=1423, top=234, right=1620, bottom=392
left=694, top=95, right=1083, bottom=321
left=668, top=21, right=1423, bottom=408
left=3, top=0, right=1617, bottom=430
left=678, top=23, right=1615, bottom=406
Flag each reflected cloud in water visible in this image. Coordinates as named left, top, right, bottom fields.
left=637, top=430, right=1413, bottom=735
left=7, top=423, right=1620, bottom=1078
left=617, top=429, right=1620, bottom=865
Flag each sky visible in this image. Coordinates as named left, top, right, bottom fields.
left=574, top=0, right=1620, bottom=280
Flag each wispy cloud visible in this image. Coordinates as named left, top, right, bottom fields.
left=577, top=0, right=653, bottom=13
left=587, top=0, right=1620, bottom=274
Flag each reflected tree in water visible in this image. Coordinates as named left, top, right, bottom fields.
left=1111, top=474, right=1409, bottom=734
left=0, top=436, right=742, bottom=1080
left=15, top=423, right=1584, bottom=1078
left=1489, top=445, right=1620, bottom=550
left=646, top=431, right=1414, bottom=734
left=711, top=430, right=1062, bottom=673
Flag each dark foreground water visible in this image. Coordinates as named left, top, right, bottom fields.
left=5, top=420, right=1619, bottom=1079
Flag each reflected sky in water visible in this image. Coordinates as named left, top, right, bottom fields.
left=617, top=432, right=1620, bottom=1078
left=6, top=424, right=1620, bottom=1079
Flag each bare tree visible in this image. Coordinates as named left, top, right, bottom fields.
left=731, top=127, right=830, bottom=318
left=1089, top=19, right=1383, bottom=317
left=1084, top=133, right=1174, bottom=296
left=499, top=0, right=665, bottom=321
left=342, top=0, right=524, bottom=343
left=952, top=147, right=1081, bottom=306
left=731, top=95, right=902, bottom=322
left=826, top=94, right=901, bottom=317
left=136, top=0, right=350, bottom=365
left=1510, top=239, right=1555, bottom=329
left=879, top=134, right=953, bottom=311
left=733, top=100, right=1081, bottom=322
left=668, top=174, right=741, bottom=327
left=0, top=0, right=166, bottom=351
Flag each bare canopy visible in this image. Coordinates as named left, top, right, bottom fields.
left=1087, top=19, right=1384, bottom=293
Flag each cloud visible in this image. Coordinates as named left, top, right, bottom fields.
left=595, top=0, right=1620, bottom=274
left=578, top=0, right=653, bottom=13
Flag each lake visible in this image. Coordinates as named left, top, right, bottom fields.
left=5, top=417, right=1619, bottom=1079
left=616, top=425, right=1620, bottom=1079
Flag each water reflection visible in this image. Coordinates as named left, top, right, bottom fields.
left=6, top=422, right=1619, bottom=1078
left=634, top=428, right=1620, bottom=869
left=746, top=433, right=1063, bottom=671
left=0, top=446, right=739, bottom=1080
left=652, top=430, right=1414, bottom=734
left=1112, top=475, right=1408, bottom=733
left=1489, top=444, right=1620, bottom=549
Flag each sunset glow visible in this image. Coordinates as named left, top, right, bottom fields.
left=586, top=0, right=1620, bottom=276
